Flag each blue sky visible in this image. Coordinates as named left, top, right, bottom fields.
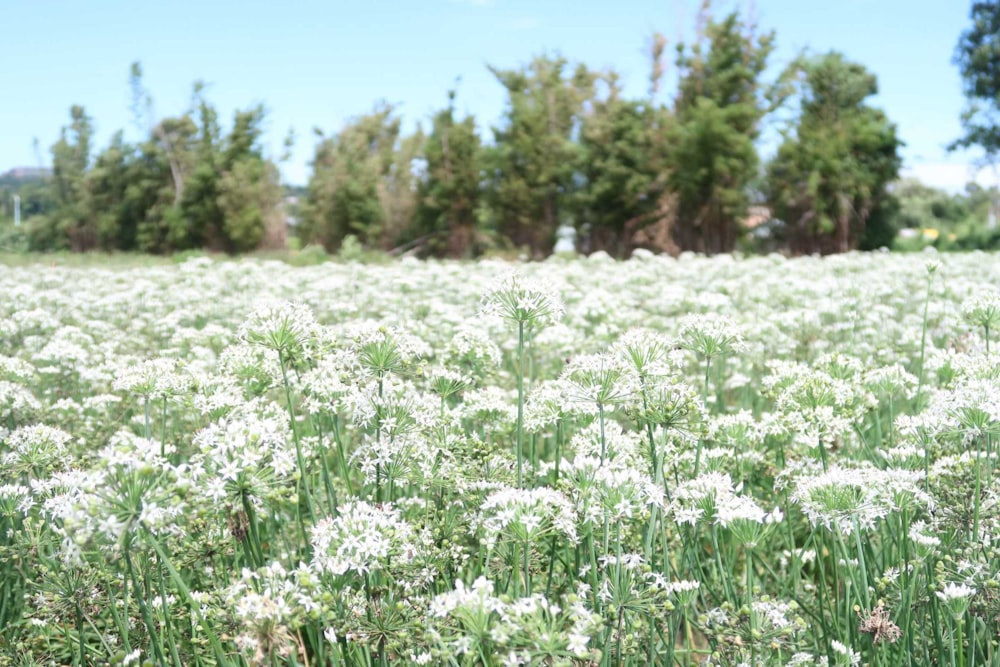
left=0, top=0, right=987, bottom=191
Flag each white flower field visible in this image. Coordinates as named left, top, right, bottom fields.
left=2, top=251, right=1000, bottom=666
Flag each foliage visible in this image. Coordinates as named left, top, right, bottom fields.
left=487, top=55, right=597, bottom=257
left=575, top=74, right=675, bottom=257
left=300, top=104, right=408, bottom=251
left=668, top=6, right=779, bottom=254
left=19, top=64, right=286, bottom=255
left=953, top=1, right=1000, bottom=159
left=16, top=4, right=1000, bottom=255
left=412, top=91, right=484, bottom=258
left=767, top=52, right=902, bottom=254
left=892, top=179, right=972, bottom=232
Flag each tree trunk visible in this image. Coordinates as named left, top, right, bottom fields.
left=448, top=220, right=473, bottom=258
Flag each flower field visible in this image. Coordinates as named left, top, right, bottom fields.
left=2, top=251, right=1000, bottom=666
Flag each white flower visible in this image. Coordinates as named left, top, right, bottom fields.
left=567, top=632, right=589, bottom=657
left=678, top=313, right=747, bottom=358
left=479, top=272, right=564, bottom=328
left=936, top=582, right=976, bottom=602
left=477, top=487, right=577, bottom=548
left=310, top=501, right=422, bottom=576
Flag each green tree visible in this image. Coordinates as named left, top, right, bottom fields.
left=172, top=92, right=281, bottom=253
left=766, top=52, right=902, bottom=253
left=891, top=179, right=971, bottom=232
left=216, top=106, right=286, bottom=252
left=379, top=128, right=424, bottom=250
left=669, top=6, right=779, bottom=254
left=124, top=63, right=200, bottom=253
left=576, top=73, right=675, bottom=256
left=953, top=1, right=1000, bottom=159
left=487, top=55, right=597, bottom=257
left=175, top=84, right=224, bottom=250
left=414, top=91, right=483, bottom=258
left=301, top=104, right=400, bottom=250
left=218, top=157, right=284, bottom=252
left=85, top=131, right=136, bottom=250
left=40, top=105, right=95, bottom=250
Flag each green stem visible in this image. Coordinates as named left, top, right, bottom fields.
left=747, top=550, right=755, bottom=667
left=143, top=397, right=154, bottom=455
left=161, top=397, right=168, bottom=460
left=916, top=273, right=932, bottom=404
left=75, top=600, right=87, bottom=667
left=694, top=357, right=711, bottom=477
left=279, top=353, right=316, bottom=529
left=598, top=403, right=607, bottom=464
left=125, top=550, right=166, bottom=666
left=516, top=319, right=525, bottom=488
left=156, top=557, right=184, bottom=667
left=144, top=530, right=230, bottom=666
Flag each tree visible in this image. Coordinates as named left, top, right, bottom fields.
left=172, top=93, right=282, bottom=253
left=668, top=6, right=779, bottom=254
left=414, top=91, right=483, bottom=258
left=378, top=128, right=424, bottom=250
left=766, top=52, right=902, bottom=254
left=85, top=131, right=135, bottom=250
left=174, top=84, right=224, bottom=250
left=301, top=104, right=401, bottom=250
left=953, top=1, right=1000, bottom=159
left=487, top=55, right=597, bottom=257
left=575, top=73, right=675, bottom=257
left=218, top=158, right=284, bottom=252
left=891, top=178, right=971, bottom=232
left=44, top=105, right=95, bottom=250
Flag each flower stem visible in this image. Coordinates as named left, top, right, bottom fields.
left=516, top=319, right=525, bottom=488
left=916, top=273, right=932, bottom=404
left=279, top=353, right=316, bottom=528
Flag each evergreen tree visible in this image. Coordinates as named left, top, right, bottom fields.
left=953, top=1, right=1000, bottom=159
left=576, top=73, right=674, bottom=256
left=766, top=52, right=902, bottom=254
left=414, top=91, right=483, bottom=258
left=669, top=6, right=778, bottom=254
left=86, top=131, right=135, bottom=250
left=43, top=105, right=95, bottom=250
left=218, top=158, right=284, bottom=252
left=302, top=104, right=401, bottom=250
left=488, top=55, right=597, bottom=257
left=379, top=128, right=424, bottom=251
left=175, top=84, right=224, bottom=250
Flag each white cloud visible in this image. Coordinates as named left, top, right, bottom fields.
left=902, top=162, right=1000, bottom=193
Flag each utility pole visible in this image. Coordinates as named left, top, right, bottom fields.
left=13, top=194, right=20, bottom=226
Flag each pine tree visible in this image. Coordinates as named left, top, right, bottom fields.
left=414, top=91, right=483, bottom=258
left=766, top=52, right=902, bottom=254
left=669, top=6, right=778, bottom=254
left=488, top=55, right=597, bottom=257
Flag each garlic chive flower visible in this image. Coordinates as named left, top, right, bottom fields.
left=479, top=272, right=564, bottom=329
left=678, top=313, right=747, bottom=359
left=240, top=300, right=319, bottom=360
left=936, top=582, right=976, bottom=620
left=962, top=290, right=1000, bottom=332
left=477, top=487, right=578, bottom=550
left=310, top=500, right=422, bottom=577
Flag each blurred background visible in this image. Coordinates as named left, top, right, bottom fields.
left=1, top=0, right=997, bottom=257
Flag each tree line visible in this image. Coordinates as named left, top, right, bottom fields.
left=10, top=2, right=997, bottom=258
